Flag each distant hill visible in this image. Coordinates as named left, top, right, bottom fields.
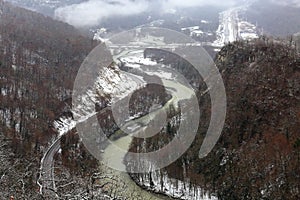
left=246, top=1, right=300, bottom=37
left=4, top=0, right=85, bottom=16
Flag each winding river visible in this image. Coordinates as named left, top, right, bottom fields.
left=100, top=66, right=196, bottom=200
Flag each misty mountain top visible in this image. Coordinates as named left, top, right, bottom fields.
left=4, top=0, right=300, bottom=28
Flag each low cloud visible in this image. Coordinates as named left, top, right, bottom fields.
left=57, top=0, right=300, bottom=28
left=54, top=0, right=240, bottom=27
left=55, top=0, right=149, bottom=27
left=269, top=0, right=300, bottom=7
left=162, top=0, right=237, bottom=9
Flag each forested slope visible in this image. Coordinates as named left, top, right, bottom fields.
left=0, top=0, right=97, bottom=198
left=129, top=38, right=300, bottom=200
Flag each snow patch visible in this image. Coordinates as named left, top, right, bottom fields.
left=53, top=116, right=76, bottom=136
left=201, top=20, right=210, bottom=24
left=119, top=52, right=158, bottom=67
left=93, top=27, right=108, bottom=42
left=145, top=71, right=173, bottom=80
left=54, top=63, right=145, bottom=136
left=136, top=169, right=218, bottom=200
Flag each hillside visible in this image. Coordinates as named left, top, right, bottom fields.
left=128, top=38, right=300, bottom=200
left=202, top=38, right=300, bottom=199
left=0, top=0, right=98, bottom=198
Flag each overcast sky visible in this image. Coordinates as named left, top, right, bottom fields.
left=54, top=0, right=238, bottom=27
